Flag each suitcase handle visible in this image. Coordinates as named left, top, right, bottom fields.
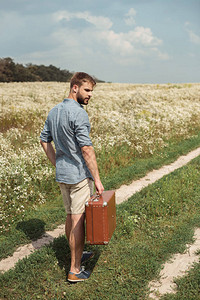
left=85, top=192, right=108, bottom=207
left=90, top=194, right=100, bottom=202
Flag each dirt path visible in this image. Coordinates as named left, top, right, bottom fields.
left=0, top=224, right=65, bottom=273
left=116, top=147, right=200, bottom=204
left=1, top=147, right=200, bottom=298
left=148, top=228, right=200, bottom=299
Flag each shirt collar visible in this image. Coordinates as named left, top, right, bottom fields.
left=63, top=98, right=83, bottom=108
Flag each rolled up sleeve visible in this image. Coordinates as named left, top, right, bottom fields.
left=74, top=111, right=93, bottom=147
left=40, top=118, right=53, bottom=143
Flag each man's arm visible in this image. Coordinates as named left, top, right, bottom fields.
left=40, top=140, right=56, bottom=167
left=81, top=145, right=104, bottom=195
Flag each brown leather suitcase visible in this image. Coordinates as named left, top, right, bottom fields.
left=85, top=190, right=116, bottom=245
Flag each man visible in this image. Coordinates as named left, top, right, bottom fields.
left=40, top=72, right=104, bottom=282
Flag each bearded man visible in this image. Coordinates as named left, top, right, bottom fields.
left=40, top=72, right=104, bottom=282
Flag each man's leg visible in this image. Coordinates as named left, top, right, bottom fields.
left=66, top=213, right=85, bottom=273
left=60, top=179, right=93, bottom=279
left=65, top=214, right=72, bottom=241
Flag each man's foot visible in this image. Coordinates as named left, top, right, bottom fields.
left=68, top=268, right=91, bottom=282
left=81, top=251, right=94, bottom=263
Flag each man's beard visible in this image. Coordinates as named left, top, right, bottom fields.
left=77, top=92, right=88, bottom=105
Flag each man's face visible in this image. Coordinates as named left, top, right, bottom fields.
left=76, top=81, right=94, bottom=105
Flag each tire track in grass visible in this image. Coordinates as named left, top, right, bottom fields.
left=116, top=146, right=200, bottom=204
left=0, top=224, right=65, bottom=272
left=0, top=146, right=200, bottom=293
left=148, top=228, right=200, bottom=299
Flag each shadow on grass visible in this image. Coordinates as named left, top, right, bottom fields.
left=16, top=218, right=46, bottom=240
left=51, top=236, right=102, bottom=283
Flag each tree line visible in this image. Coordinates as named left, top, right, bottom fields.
left=0, top=57, right=93, bottom=82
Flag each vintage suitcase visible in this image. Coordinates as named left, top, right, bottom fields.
left=85, top=190, right=116, bottom=245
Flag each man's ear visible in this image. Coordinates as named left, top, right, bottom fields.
left=73, top=84, right=79, bottom=93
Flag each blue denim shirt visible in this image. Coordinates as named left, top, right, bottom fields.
left=40, top=98, right=93, bottom=184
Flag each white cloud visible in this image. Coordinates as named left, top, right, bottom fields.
left=97, top=26, right=164, bottom=62
left=151, top=48, right=170, bottom=60
left=50, top=9, right=169, bottom=67
left=124, top=8, right=137, bottom=26
left=98, top=30, right=134, bottom=56
left=53, top=10, right=112, bottom=30
left=185, top=22, right=200, bottom=45
left=127, top=27, right=162, bottom=46
left=187, top=29, right=200, bottom=45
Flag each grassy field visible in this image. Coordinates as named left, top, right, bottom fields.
left=0, top=82, right=200, bottom=298
left=0, top=155, right=200, bottom=299
left=1, top=82, right=200, bottom=235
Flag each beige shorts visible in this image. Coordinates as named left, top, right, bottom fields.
left=59, top=178, right=94, bottom=214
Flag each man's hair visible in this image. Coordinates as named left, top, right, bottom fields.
left=70, top=72, right=96, bottom=89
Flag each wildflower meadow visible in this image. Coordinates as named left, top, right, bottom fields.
left=1, top=82, right=200, bottom=234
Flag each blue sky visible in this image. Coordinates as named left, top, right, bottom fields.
left=0, top=0, right=200, bottom=83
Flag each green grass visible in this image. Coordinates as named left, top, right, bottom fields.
left=0, top=196, right=66, bottom=259
left=0, top=109, right=45, bottom=132
left=0, top=155, right=200, bottom=299
left=101, top=130, right=200, bottom=189
left=161, top=260, right=200, bottom=299
left=1, top=132, right=200, bottom=260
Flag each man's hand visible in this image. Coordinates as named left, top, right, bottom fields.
left=94, top=179, right=104, bottom=195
